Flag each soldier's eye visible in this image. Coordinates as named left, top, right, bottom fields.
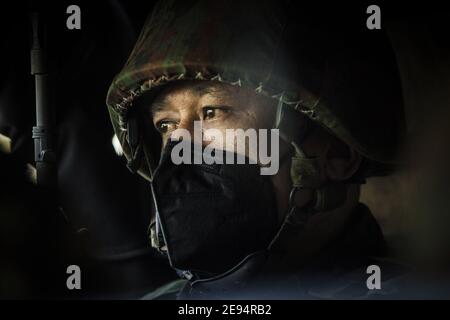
left=202, top=106, right=231, bottom=120
left=155, top=120, right=177, bottom=134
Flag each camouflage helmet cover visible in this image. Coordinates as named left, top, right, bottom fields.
left=106, top=0, right=405, bottom=180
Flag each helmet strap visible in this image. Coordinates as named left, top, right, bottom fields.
left=268, top=141, right=349, bottom=254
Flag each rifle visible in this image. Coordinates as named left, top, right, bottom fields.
left=30, top=13, right=57, bottom=188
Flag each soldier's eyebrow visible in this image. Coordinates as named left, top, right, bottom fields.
left=150, top=99, right=168, bottom=114
left=149, top=91, right=174, bottom=115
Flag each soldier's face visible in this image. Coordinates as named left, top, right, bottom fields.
left=147, top=80, right=293, bottom=220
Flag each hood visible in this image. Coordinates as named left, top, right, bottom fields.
left=106, top=0, right=405, bottom=181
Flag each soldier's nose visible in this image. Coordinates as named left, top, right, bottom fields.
left=171, top=114, right=202, bottom=143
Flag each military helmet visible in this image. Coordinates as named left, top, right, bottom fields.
left=106, top=0, right=405, bottom=181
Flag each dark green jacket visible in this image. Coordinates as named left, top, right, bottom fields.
left=142, top=203, right=395, bottom=300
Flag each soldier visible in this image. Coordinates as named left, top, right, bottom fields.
left=106, top=1, right=405, bottom=299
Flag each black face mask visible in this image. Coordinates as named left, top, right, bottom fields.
left=150, top=141, right=279, bottom=277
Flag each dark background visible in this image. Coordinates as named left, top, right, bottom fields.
left=0, top=0, right=177, bottom=299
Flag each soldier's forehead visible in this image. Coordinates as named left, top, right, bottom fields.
left=150, top=81, right=236, bottom=112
